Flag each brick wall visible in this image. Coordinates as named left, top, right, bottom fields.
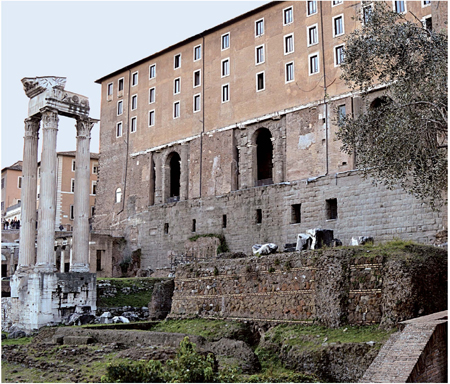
left=168, top=247, right=447, bottom=327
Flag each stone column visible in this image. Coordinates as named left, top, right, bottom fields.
left=18, top=117, right=40, bottom=270
left=36, top=108, right=59, bottom=272
left=60, top=248, right=65, bottom=273
left=154, top=152, right=163, bottom=204
left=71, top=117, right=94, bottom=272
left=180, top=144, right=189, bottom=201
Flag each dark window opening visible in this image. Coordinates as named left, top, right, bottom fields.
left=222, top=214, right=227, bottom=228
left=291, top=204, right=301, bottom=224
left=326, top=199, right=338, bottom=220
left=118, top=78, right=124, bottom=91
left=164, top=223, right=169, bottom=234
left=192, top=219, right=196, bottom=232
left=1, top=264, right=7, bottom=277
left=425, top=17, right=432, bottom=31
left=169, top=152, right=181, bottom=199
left=64, top=263, right=70, bottom=273
left=256, top=209, right=262, bottom=224
left=256, top=128, right=273, bottom=186
left=96, top=250, right=102, bottom=271
left=150, top=158, right=156, bottom=206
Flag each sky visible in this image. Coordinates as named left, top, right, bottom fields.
left=1, top=0, right=269, bottom=168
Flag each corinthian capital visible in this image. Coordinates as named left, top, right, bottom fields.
left=76, top=117, right=95, bottom=138
left=41, top=108, right=59, bottom=128
left=24, top=117, right=40, bottom=139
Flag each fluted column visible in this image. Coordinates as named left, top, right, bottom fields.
left=18, top=117, right=40, bottom=270
left=70, top=117, right=94, bottom=272
left=36, top=108, right=59, bottom=272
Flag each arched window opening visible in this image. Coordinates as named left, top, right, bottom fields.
left=169, top=152, right=181, bottom=202
left=149, top=158, right=156, bottom=206
left=115, top=188, right=122, bottom=203
left=370, top=96, right=390, bottom=110
left=255, top=128, right=273, bottom=186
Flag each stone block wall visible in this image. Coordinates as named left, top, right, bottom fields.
left=169, top=246, right=447, bottom=327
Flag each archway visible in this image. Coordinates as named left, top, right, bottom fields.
left=254, top=128, right=273, bottom=186
left=168, top=152, right=181, bottom=201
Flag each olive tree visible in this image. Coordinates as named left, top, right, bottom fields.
left=337, top=2, right=447, bottom=207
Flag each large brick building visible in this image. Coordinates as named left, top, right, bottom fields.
left=92, top=1, right=447, bottom=274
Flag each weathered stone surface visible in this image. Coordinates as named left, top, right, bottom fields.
left=148, top=279, right=175, bottom=320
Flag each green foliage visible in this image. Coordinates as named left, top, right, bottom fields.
left=2, top=337, right=33, bottom=346
left=188, top=233, right=230, bottom=253
left=97, top=278, right=165, bottom=307
left=338, top=2, right=447, bottom=207
left=243, top=371, right=320, bottom=383
left=101, top=360, right=164, bottom=383
left=268, top=267, right=276, bottom=273
left=102, top=337, right=238, bottom=383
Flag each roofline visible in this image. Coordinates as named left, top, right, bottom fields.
left=95, top=1, right=275, bottom=84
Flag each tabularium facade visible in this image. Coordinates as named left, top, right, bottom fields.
left=92, top=1, right=447, bottom=275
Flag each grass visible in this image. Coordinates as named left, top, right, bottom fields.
left=97, top=277, right=169, bottom=307
left=149, top=318, right=249, bottom=342
left=2, top=337, right=33, bottom=346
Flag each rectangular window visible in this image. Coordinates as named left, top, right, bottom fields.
left=131, top=94, right=137, bottom=110
left=309, top=53, right=319, bottom=74
left=326, top=198, right=338, bottom=220
left=283, top=6, right=293, bottom=25
left=222, top=214, right=227, bottom=229
left=256, top=209, right=262, bottom=224
left=335, top=45, right=344, bottom=65
left=130, top=117, right=137, bottom=133
left=291, top=204, right=301, bottom=224
left=256, top=45, right=265, bottom=65
left=363, top=4, right=373, bottom=24
left=96, top=250, right=102, bottom=271
left=117, top=100, right=123, bottom=116
left=149, top=87, right=155, bottom=103
left=1, top=178, right=4, bottom=189
left=149, top=64, right=156, bottom=79
left=221, top=33, right=230, bottom=50
left=338, top=104, right=346, bottom=124
left=92, top=164, right=98, bottom=174
left=70, top=205, right=74, bottom=220
left=256, top=72, right=265, bottom=91
left=71, top=179, right=75, bottom=193
left=334, top=15, right=344, bottom=37
left=118, top=78, right=124, bottom=91
left=192, top=219, right=196, bottom=232
left=131, top=71, right=138, bottom=86
left=72, top=159, right=76, bottom=172
left=394, top=1, right=406, bottom=13
left=173, top=101, right=180, bottom=118
left=107, top=82, right=113, bottom=96
left=332, top=0, right=343, bottom=5
left=91, top=206, right=95, bottom=217
left=422, top=0, right=431, bottom=6
left=116, top=122, right=123, bottom=137
left=164, top=223, right=169, bottom=234
left=18, top=177, right=22, bottom=189
left=308, top=24, right=318, bottom=46
left=221, top=58, right=230, bottom=77
left=194, top=45, right=201, bottom=61
left=255, top=18, right=264, bottom=36
left=174, top=54, right=181, bottom=69
left=222, top=84, right=229, bottom=103
left=174, top=78, right=181, bottom=94
left=286, top=62, right=294, bottom=83
left=284, top=34, right=294, bottom=54
left=193, top=94, right=201, bottom=113
left=423, top=16, right=432, bottom=31
left=194, top=70, right=201, bottom=87
left=1, top=201, right=4, bottom=212
left=92, top=181, right=97, bottom=195
left=307, top=1, right=317, bottom=16
left=149, top=110, right=155, bottom=126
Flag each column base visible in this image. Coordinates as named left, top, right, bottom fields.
left=69, top=263, right=90, bottom=273
left=34, top=263, right=57, bottom=273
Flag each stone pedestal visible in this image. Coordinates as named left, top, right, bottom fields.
left=10, top=271, right=96, bottom=333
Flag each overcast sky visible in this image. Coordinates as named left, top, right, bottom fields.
left=1, top=0, right=268, bottom=167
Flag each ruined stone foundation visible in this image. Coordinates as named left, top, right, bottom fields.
left=9, top=271, right=96, bottom=333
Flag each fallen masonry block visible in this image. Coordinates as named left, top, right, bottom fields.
left=252, top=243, right=278, bottom=255
left=350, top=236, right=374, bottom=246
